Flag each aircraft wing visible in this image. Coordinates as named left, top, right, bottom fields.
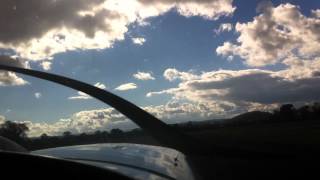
left=32, top=143, right=196, bottom=180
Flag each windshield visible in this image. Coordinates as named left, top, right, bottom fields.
left=0, top=0, right=320, bottom=153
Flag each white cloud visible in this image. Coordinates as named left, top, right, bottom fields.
left=25, top=99, right=234, bottom=137
left=137, top=0, right=236, bottom=20
left=277, top=56, right=320, bottom=80
left=69, top=91, right=93, bottom=100
left=40, top=61, right=52, bottom=71
left=312, top=9, right=320, bottom=18
left=93, top=82, right=107, bottom=89
left=132, top=37, right=146, bottom=45
left=133, top=71, right=155, bottom=80
left=115, top=83, right=137, bottom=91
left=69, top=82, right=107, bottom=100
left=0, top=0, right=235, bottom=68
left=0, top=56, right=29, bottom=86
left=163, top=68, right=197, bottom=81
left=216, top=3, right=320, bottom=67
left=34, top=92, right=42, bottom=99
left=0, top=71, right=28, bottom=86
left=214, top=23, right=233, bottom=35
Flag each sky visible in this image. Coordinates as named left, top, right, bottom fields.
left=0, top=0, right=319, bottom=136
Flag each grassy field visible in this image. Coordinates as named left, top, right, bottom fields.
left=188, top=120, right=320, bottom=154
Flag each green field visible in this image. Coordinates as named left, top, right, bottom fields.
left=188, top=120, right=320, bottom=154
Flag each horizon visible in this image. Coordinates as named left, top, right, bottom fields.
left=0, top=0, right=319, bottom=137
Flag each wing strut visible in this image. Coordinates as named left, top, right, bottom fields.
left=0, top=65, right=209, bottom=155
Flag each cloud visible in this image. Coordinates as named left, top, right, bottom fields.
left=0, top=55, right=28, bottom=68
left=312, top=9, right=320, bottom=18
left=148, top=66, right=320, bottom=106
left=133, top=71, right=155, bottom=80
left=277, top=56, right=320, bottom=80
left=0, top=56, right=29, bottom=86
left=0, top=115, right=5, bottom=124
left=216, top=3, right=320, bottom=67
left=131, top=37, right=146, bottom=45
left=115, top=83, right=137, bottom=91
left=94, top=82, right=107, bottom=89
left=214, top=23, right=233, bottom=35
left=25, top=100, right=233, bottom=137
left=0, top=0, right=125, bottom=61
left=69, top=82, right=107, bottom=100
left=24, top=108, right=134, bottom=137
left=163, top=68, right=197, bottom=81
left=137, top=0, right=235, bottom=20
left=0, top=71, right=28, bottom=86
left=40, top=61, right=52, bottom=71
left=0, top=0, right=235, bottom=67
left=34, top=92, right=42, bottom=99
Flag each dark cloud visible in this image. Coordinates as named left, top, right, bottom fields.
left=0, top=0, right=235, bottom=61
left=149, top=68, right=320, bottom=109
left=0, top=0, right=109, bottom=45
left=189, top=72, right=320, bottom=104
left=0, top=56, right=26, bottom=68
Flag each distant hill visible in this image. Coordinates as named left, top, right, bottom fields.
left=174, top=111, right=273, bottom=130
left=230, top=111, right=273, bottom=124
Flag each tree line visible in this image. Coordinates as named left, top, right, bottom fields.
left=1, top=103, right=320, bottom=150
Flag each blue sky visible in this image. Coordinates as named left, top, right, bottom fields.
left=0, top=0, right=319, bottom=136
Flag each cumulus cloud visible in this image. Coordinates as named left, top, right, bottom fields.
left=0, top=0, right=126, bottom=61
left=37, top=108, right=132, bottom=136
left=278, top=56, right=320, bottom=80
left=0, top=71, right=28, bottom=86
left=148, top=67, right=320, bottom=107
left=137, top=0, right=235, bottom=20
left=34, top=92, right=42, bottom=99
left=214, top=23, right=233, bottom=35
left=0, top=0, right=235, bottom=67
left=115, top=83, right=137, bottom=91
left=132, top=37, right=146, bottom=45
left=69, top=82, right=106, bottom=100
left=133, top=71, right=155, bottom=80
left=216, top=3, right=320, bottom=67
left=25, top=108, right=135, bottom=137
left=163, top=68, right=197, bottom=81
left=0, top=56, right=29, bottom=86
left=25, top=100, right=233, bottom=137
